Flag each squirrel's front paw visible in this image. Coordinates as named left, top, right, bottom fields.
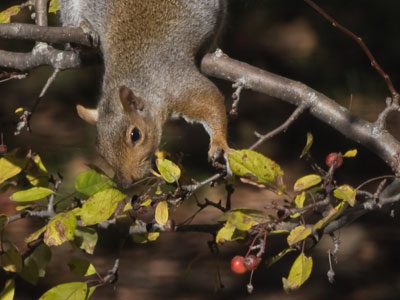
left=80, top=20, right=100, bottom=47
left=208, top=141, right=232, bottom=174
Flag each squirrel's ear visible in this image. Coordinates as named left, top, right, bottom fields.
left=76, top=104, right=98, bottom=125
left=119, top=85, right=144, bottom=112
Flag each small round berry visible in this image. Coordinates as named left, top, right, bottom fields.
left=325, top=152, right=343, bottom=169
left=231, top=256, right=247, bottom=274
left=244, top=255, right=260, bottom=271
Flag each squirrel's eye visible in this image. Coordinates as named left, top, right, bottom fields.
left=130, top=127, right=141, bottom=144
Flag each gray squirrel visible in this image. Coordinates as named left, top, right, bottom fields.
left=59, top=0, right=230, bottom=187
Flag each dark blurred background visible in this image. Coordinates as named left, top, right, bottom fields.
left=1, top=0, right=400, bottom=299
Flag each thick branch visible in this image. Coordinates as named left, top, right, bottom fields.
left=0, top=23, right=92, bottom=46
left=0, top=44, right=80, bottom=70
left=201, top=52, right=400, bottom=174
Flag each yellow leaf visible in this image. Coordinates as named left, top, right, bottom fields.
left=141, top=199, right=152, bottom=207
left=48, top=0, right=60, bottom=13
left=11, top=187, right=53, bottom=202
left=123, top=202, right=133, bottom=212
left=300, top=132, right=313, bottom=158
left=0, top=149, right=29, bottom=184
left=334, top=185, right=356, bottom=207
left=155, top=201, right=168, bottom=226
left=287, top=225, right=312, bottom=246
left=293, top=174, right=321, bottom=192
left=148, top=232, right=160, bottom=241
left=14, top=107, right=24, bottom=114
left=283, top=253, right=313, bottom=293
left=156, top=158, right=181, bottom=183
left=44, top=212, right=76, bottom=247
left=0, top=279, right=15, bottom=300
left=294, top=192, right=306, bottom=208
left=0, top=6, right=21, bottom=24
left=216, top=224, right=235, bottom=243
left=228, top=149, right=283, bottom=184
left=343, top=149, right=357, bottom=157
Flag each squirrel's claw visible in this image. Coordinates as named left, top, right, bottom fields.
left=208, top=142, right=232, bottom=176
left=80, top=19, right=100, bottom=47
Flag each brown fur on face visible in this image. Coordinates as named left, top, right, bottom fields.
left=78, top=86, right=163, bottom=187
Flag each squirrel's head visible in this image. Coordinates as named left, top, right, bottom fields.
left=76, top=85, right=161, bottom=188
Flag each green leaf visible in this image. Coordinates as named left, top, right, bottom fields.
left=1, top=246, right=22, bottom=273
left=293, top=174, right=321, bottom=192
left=334, top=185, right=356, bottom=206
left=156, top=158, right=181, bottom=183
left=74, top=169, right=113, bottom=197
left=287, top=225, right=312, bottom=246
left=68, top=258, right=96, bottom=277
left=313, top=203, right=348, bottom=230
left=0, top=149, right=29, bottom=184
left=11, top=187, right=54, bottom=202
left=155, top=201, right=168, bottom=226
left=78, top=188, right=126, bottom=226
left=0, top=6, right=20, bottom=24
left=73, top=227, right=98, bottom=254
left=19, top=243, right=51, bottom=284
left=0, top=279, right=15, bottom=300
left=30, top=244, right=51, bottom=278
left=228, top=149, right=283, bottom=183
left=300, top=132, right=313, bottom=158
left=216, top=224, right=235, bottom=243
left=282, top=253, right=313, bottom=293
left=48, top=0, right=60, bottom=13
left=39, top=282, right=87, bottom=300
left=44, top=212, right=76, bottom=247
left=343, top=149, right=357, bottom=157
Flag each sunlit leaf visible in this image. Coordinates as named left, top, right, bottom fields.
left=0, top=6, right=20, bottom=24
left=44, top=212, right=76, bottom=247
left=68, top=258, right=96, bottom=277
left=11, top=187, right=53, bottom=202
left=287, top=225, right=312, bottom=246
left=156, top=158, right=181, bottom=183
left=334, top=185, right=356, bottom=206
left=155, top=201, right=168, bottom=226
left=0, top=149, right=29, bottom=184
left=216, top=224, right=235, bottom=243
left=300, top=132, right=313, bottom=158
left=343, top=149, right=357, bottom=158
left=228, top=149, right=283, bottom=184
left=48, top=0, right=60, bottom=13
left=78, top=188, right=126, bottom=226
left=74, top=169, right=113, bottom=197
left=0, top=279, right=15, bottom=300
left=282, top=253, right=313, bottom=293
left=1, top=246, right=22, bottom=273
left=141, top=199, right=152, bottom=207
left=73, top=227, right=98, bottom=255
left=38, top=282, right=87, bottom=300
left=293, top=174, right=321, bottom=192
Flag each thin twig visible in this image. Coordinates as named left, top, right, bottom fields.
left=250, top=104, right=308, bottom=150
left=304, top=0, right=400, bottom=104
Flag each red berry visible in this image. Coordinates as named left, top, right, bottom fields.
left=244, top=255, right=260, bottom=271
left=231, top=256, right=247, bottom=274
left=325, top=152, right=343, bottom=169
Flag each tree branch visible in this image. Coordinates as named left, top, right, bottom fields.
left=0, top=23, right=92, bottom=46
left=201, top=51, right=400, bottom=174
